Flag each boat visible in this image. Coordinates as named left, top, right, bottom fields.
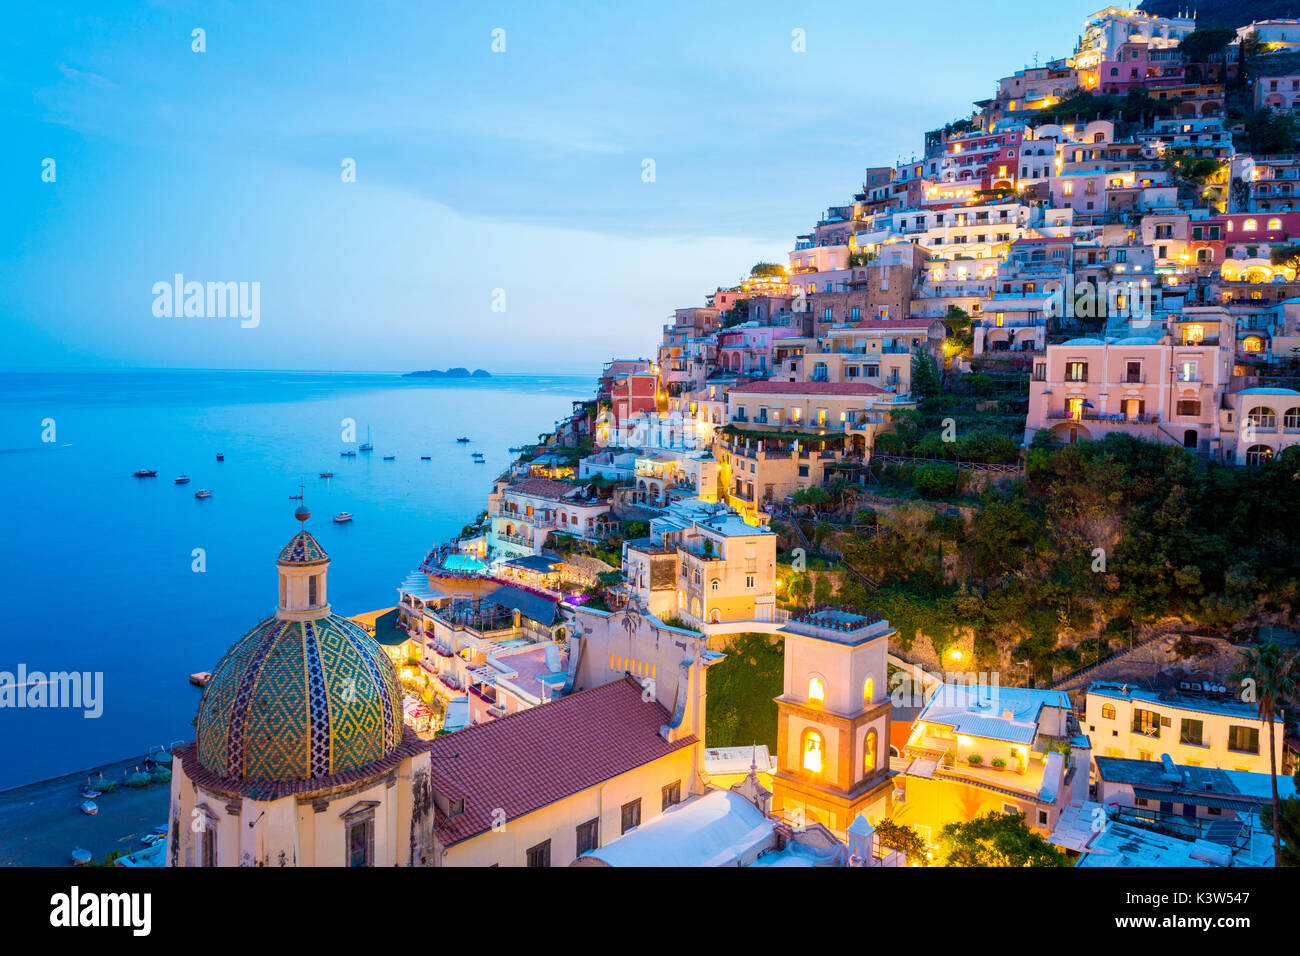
left=88, top=773, right=117, bottom=794
left=420, top=456, right=432, bottom=461
left=359, top=426, right=373, bottom=452
left=124, top=768, right=149, bottom=789
left=382, top=455, right=395, bottom=461
left=189, top=671, right=211, bottom=688
left=319, top=472, right=333, bottom=478
left=471, top=452, right=485, bottom=458
left=473, top=458, right=485, bottom=463
left=194, top=489, right=212, bottom=499
left=71, top=847, right=92, bottom=865
left=333, top=512, right=353, bottom=523
left=149, top=746, right=173, bottom=766
left=81, top=789, right=102, bottom=799
left=80, top=800, right=99, bottom=816
left=340, top=450, right=357, bottom=457
left=149, top=767, right=172, bottom=784
left=133, top=469, right=156, bottom=478
left=508, top=447, right=524, bottom=453
left=288, top=493, right=302, bottom=500
left=140, top=833, right=166, bottom=846
left=174, top=476, right=190, bottom=484
left=456, top=437, right=471, bottom=443
left=216, top=453, right=224, bottom=461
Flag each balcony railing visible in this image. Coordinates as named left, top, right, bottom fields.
left=1047, top=411, right=1161, bottom=425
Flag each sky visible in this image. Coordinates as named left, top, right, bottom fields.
left=1, top=1, right=1095, bottom=374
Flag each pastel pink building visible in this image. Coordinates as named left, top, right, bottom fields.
left=1026, top=309, right=1234, bottom=456
left=716, top=324, right=802, bottom=376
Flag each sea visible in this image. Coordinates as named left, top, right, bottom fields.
left=0, top=369, right=592, bottom=791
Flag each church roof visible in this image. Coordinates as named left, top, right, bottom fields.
left=196, top=614, right=404, bottom=783
left=428, top=676, right=696, bottom=846
left=278, top=530, right=328, bottom=566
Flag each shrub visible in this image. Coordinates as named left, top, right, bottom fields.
left=991, top=758, right=1007, bottom=769
left=914, top=462, right=959, bottom=498
left=967, top=754, right=983, bottom=766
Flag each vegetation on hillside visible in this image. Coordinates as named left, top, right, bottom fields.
left=704, top=633, right=785, bottom=751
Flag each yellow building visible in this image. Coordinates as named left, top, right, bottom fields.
left=1085, top=681, right=1285, bottom=774
left=891, top=683, right=1090, bottom=847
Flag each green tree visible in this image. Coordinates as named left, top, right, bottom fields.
left=1231, top=642, right=1298, bottom=866
left=937, top=811, right=1069, bottom=867
left=874, top=819, right=929, bottom=864
left=1271, top=244, right=1300, bottom=274
left=911, top=350, right=943, bottom=400
left=942, top=305, right=973, bottom=351
left=1261, top=772, right=1300, bottom=867
left=1177, top=28, right=1236, bottom=64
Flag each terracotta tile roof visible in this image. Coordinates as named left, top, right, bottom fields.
left=728, top=380, right=890, bottom=396
left=507, top=477, right=578, bottom=499
left=428, top=675, right=696, bottom=846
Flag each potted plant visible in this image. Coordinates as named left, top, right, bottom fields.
left=967, top=754, right=983, bottom=766
left=991, top=757, right=1007, bottom=770
left=942, top=751, right=955, bottom=767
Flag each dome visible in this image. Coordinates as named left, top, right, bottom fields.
left=278, top=529, right=328, bottom=566
left=195, top=613, right=404, bottom=782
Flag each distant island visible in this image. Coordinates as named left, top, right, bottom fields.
left=403, top=368, right=491, bottom=379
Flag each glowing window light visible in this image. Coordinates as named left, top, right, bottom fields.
left=808, top=676, right=825, bottom=703
left=802, top=729, right=824, bottom=773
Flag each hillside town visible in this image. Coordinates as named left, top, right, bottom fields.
left=166, top=7, right=1300, bottom=869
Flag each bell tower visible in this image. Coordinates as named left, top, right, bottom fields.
left=771, top=607, right=894, bottom=836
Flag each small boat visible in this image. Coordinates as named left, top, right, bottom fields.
left=471, top=452, right=485, bottom=458
left=190, top=671, right=211, bottom=687
left=456, top=437, right=471, bottom=443
left=216, top=453, right=224, bottom=461
left=80, top=800, right=99, bottom=816
left=71, top=847, right=92, bottom=865
left=133, top=469, right=156, bottom=478
left=333, top=512, right=353, bottom=523
left=508, top=447, right=524, bottom=453
left=289, top=493, right=302, bottom=500
left=149, top=767, right=172, bottom=784
left=319, top=472, right=333, bottom=479
left=473, top=458, right=485, bottom=463
left=81, top=789, right=102, bottom=799
left=88, top=773, right=117, bottom=794
left=360, top=426, right=373, bottom=452
left=420, top=456, right=432, bottom=461
left=140, top=833, right=166, bottom=846
left=124, top=768, right=149, bottom=789
left=382, top=455, right=395, bottom=461
left=174, top=476, right=190, bottom=484
left=194, top=489, right=212, bottom=499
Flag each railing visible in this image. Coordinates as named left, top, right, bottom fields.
left=1046, top=411, right=1160, bottom=424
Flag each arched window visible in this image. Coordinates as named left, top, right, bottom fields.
left=864, top=729, right=878, bottom=774
left=863, top=677, right=874, bottom=707
left=710, top=579, right=719, bottom=591
left=807, top=676, right=825, bottom=703
left=1244, top=219, right=1258, bottom=232
left=1101, top=703, right=1116, bottom=720
left=1268, top=218, right=1284, bottom=231
left=802, top=729, right=824, bottom=773
left=1284, top=407, right=1300, bottom=429
left=1247, top=406, right=1277, bottom=429
left=1247, top=445, right=1274, bottom=467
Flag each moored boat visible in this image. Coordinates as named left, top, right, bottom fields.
left=456, top=437, right=471, bottom=443
left=340, top=450, right=357, bottom=457
left=359, top=425, right=373, bottom=452
left=318, top=472, right=333, bottom=478
left=216, top=453, right=224, bottom=461
left=71, top=847, right=92, bottom=865
left=133, top=469, right=157, bottom=478
left=194, top=489, right=212, bottom=499
left=333, top=512, right=353, bottom=523
left=80, top=800, right=98, bottom=816
left=420, top=456, right=432, bottom=460
left=382, top=455, right=395, bottom=461
left=189, top=671, right=211, bottom=687
left=174, top=476, right=190, bottom=484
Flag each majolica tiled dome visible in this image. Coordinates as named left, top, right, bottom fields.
left=196, top=613, right=404, bottom=782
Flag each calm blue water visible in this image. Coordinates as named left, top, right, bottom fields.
left=0, top=369, right=591, bottom=790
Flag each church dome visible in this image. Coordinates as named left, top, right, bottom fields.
left=196, top=613, right=404, bottom=782
left=194, top=513, right=403, bottom=783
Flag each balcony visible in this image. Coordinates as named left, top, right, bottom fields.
left=1047, top=411, right=1160, bottom=425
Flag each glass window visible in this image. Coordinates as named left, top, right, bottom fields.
left=576, top=818, right=599, bottom=855
left=347, top=818, right=373, bottom=867
left=526, top=839, right=551, bottom=868
left=808, top=676, right=825, bottom=702
left=1228, top=725, right=1260, bottom=754
left=620, top=798, right=642, bottom=834
left=864, top=729, right=877, bottom=774
left=1179, top=718, right=1203, bottom=746
left=662, top=780, right=681, bottom=811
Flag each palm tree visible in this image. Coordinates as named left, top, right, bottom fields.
left=1232, top=642, right=1298, bottom=865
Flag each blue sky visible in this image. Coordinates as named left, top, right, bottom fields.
left=1, top=1, right=1092, bottom=373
